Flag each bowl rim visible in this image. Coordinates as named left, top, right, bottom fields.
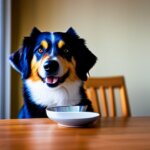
left=46, top=105, right=88, bottom=112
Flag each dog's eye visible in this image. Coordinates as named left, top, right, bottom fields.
left=63, top=49, right=69, bottom=54
left=38, top=48, right=44, bottom=54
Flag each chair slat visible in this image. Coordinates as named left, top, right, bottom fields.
left=109, top=87, right=116, bottom=117
left=86, top=87, right=100, bottom=113
left=100, top=87, right=108, bottom=117
left=120, top=86, right=130, bottom=117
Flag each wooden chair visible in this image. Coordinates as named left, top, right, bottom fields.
left=85, top=76, right=131, bottom=117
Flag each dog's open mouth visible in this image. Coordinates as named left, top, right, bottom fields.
left=44, top=70, right=70, bottom=87
left=45, top=77, right=59, bottom=84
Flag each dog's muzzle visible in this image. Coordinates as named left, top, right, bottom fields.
left=43, top=60, right=70, bottom=87
left=44, top=60, right=59, bottom=76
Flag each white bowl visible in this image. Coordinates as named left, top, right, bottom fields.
left=46, top=109, right=100, bottom=127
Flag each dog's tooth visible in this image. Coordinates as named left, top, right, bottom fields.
left=53, top=78, right=58, bottom=84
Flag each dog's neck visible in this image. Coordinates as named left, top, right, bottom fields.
left=24, top=79, right=83, bottom=108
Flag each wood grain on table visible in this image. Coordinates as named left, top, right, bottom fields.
left=0, top=117, right=150, bottom=150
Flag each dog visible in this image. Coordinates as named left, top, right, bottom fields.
left=9, top=27, right=97, bottom=118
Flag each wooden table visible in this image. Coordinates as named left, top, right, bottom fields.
left=0, top=117, right=150, bottom=150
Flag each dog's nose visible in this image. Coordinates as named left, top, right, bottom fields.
left=44, top=60, right=59, bottom=75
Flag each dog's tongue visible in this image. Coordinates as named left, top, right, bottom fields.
left=45, top=77, right=59, bottom=84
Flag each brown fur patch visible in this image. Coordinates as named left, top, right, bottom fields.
left=58, top=56, right=79, bottom=82
left=41, top=40, right=48, bottom=49
left=29, top=55, right=49, bottom=82
left=58, top=40, right=65, bottom=49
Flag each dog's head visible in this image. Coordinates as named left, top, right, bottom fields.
left=10, top=27, right=97, bottom=87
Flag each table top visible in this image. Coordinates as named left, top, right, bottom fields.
left=0, top=117, right=150, bottom=150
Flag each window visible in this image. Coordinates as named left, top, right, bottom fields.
left=0, top=0, right=11, bottom=118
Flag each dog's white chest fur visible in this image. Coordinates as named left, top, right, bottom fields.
left=25, top=80, right=82, bottom=107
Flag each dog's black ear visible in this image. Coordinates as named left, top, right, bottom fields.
left=9, top=38, right=33, bottom=79
left=66, top=27, right=79, bottom=38
left=9, top=48, right=23, bottom=74
left=74, top=39, right=97, bottom=81
left=66, top=27, right=97, bottom=81
left=30, top=27, right=41, bottom=37
left=9, top=27, right=41, bottom=79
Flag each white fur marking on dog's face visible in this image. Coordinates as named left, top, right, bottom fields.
left=25, top=79, right=82, bottom=107
left=50, top=32, right=55, bottom=57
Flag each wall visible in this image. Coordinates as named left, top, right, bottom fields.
left=11, top=0, right=150, bottom=118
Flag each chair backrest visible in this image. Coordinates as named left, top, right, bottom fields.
left=85, top=76, right=131, bottom=117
